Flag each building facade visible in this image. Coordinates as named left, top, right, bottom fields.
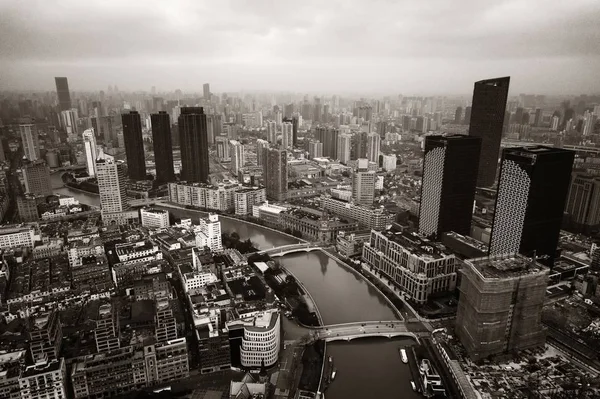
left=121, top=111, right=147, bottom=180
left=140, top=208, right=170, bottom=229
left=151, top=111, right=175, bottom=184
left=321, top=196, right=393, bottom=230
left=178, top=107, right=209, bottom=183
left=228, top=310, right=281, bottom=368
left=263, top=147, right=288, bottom=201
left=82, top=129, right=98, bottom=177
left=235, top=187, right=266, bottom=216
left=20, top=124, right=40, bottom=161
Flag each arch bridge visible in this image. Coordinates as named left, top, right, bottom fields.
left=259, top=243, right=324, bottom=258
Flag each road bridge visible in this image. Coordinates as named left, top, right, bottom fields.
left=259, top=243, right=324, bottom=257
left=303, top=320, right=428, bottom=343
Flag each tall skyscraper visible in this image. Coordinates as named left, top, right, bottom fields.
left=463, top=106, right=472, bottom=125
left=489, top=146, right=574, bottom=265
left=19, top=123, right=40, bottom=161
left=60, top=109, right=78, bottom=136
left=366, top=133, right=380, bottom=163
left=337, top=134, right=351, bottom=164
left=151, top=111, right=175, bottom=184
left=468, top=76, right=511, bottom=187
left=282, top=121, right=293, bottom=149
left=55, top=77, right=72, bottom=111
left=454, top=107, right=463, bottom=124
left=565, top=174, right=600, bottom=233
left=122, top=111, right=146, bottom=180
left=316, top=127, right=339, bottom=159
left=82, top=128, right=98, bottom=177
left=352, top=159, right=376, bottom=205
left=96, top=159, right=130, bottom=218
left=22, top=160, right=52, bottom=196
left=534, top=108, right=543, bottom=127
left=351, top=131, right=368, bottom=160
left=256, top=139, right=269, bottom=167
left=203, top=83, right=210, bottom=100
left=456, top=254, right=549, bottom=361
left=418, top=135, right=481, bottom=237
left=263, top=147, right=288, bottom=201
left=179, top=107, right=209, bottom=183
left=283, top=116, right=299, bottom=147
left=230, top=140, right=245, bottom=174
left=266, top=121, right=277, bottom=144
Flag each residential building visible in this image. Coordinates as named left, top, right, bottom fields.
left=196, top=214, right=223, bottom=252
left=418, top=134, right=481, bottom=237
left=22, top=161, right=51, bottom=196
left=216, top=136, right=230, bottom=161
left=362, top=229, right=458, bottom=304
left=96, top=159, right=134, bottom=224
left=168, top=181, right=240, bottom=211
left=20, top=124, right=40, bottom=161
left=82, top=128, right=98, bottom=177
left=489, top=146, right=574, bottom=265
left=352, top=159, right=376, bottom=205
left=315, top=127, right=339, bottom=159
left=140, top=207, right=170, bottom=229
left=16, top=194, right=42, bottom=222
left=151, top=111, right=175, bottom=184
left=122, top=111, right=147, bottom=180
left=235, top=187, right=266, bottom=216
left=263, top=147, right=288, bottom=201
left=228, top=310, right=281, bottom=368
left=28, top=308, right=62, bottom=363
left=179, top=107, right=209, bottom=183
left=456, top=254, right=549, bottom=361
left=337, top=134, right=351, bottom=164
left=94, top=303, right=120, bottom=353
left=468, top=76, right=510, bottom=187
left=367, top=133, right=380, bottom=163
left=55, top=77, right=71, bottom=111
left=308, top=141, right=324, bottom=160
left=381, top=154, right=397, bottom=172
left=61, top=109, right=78, bottom=139
left=266, top=121, right=277, bottom=144
left=565, top=173, right=600, bottom=232
left=256, top=139, right=269, bottom=166
left=19, top=359, right=67, bottom=399
left=230, top=140, right=245, bottom=174
left=0, top=224, right=38, bottom=250
left=322, top=196, right=393, bottom=230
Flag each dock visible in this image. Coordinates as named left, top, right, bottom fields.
left=407, top=346, right=425, bottom=394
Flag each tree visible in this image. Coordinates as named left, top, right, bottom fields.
left=292, top=230, right=303, bottom=239
left=284, top=227, right=292, bottom=234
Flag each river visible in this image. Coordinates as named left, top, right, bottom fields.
left=48, top=177, right=419, bottom=398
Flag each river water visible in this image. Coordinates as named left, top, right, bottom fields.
left=50, top=178, right=419, bottom=398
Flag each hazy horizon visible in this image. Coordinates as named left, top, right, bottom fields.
left=1, top=0, right=599, bottom=95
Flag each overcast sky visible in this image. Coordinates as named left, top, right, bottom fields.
left=1, top=0, right=599, bottom=95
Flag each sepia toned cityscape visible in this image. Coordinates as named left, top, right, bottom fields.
left=1, top=1, right=600, bottom=399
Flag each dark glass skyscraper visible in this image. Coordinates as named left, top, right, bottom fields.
left=121, top=111, right=147, bottom=180
left=178, top=107, right=209, bottom=183
left=151, top=111, right=175, bottom=184
left=419, top=134, right=481, bottom=237
left=54, top=77, right=72, bottom=111
left=468, top=76, right=510, bottom=187
left=489, top=146, right=574, bottom=265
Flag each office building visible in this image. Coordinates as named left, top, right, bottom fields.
left=61, top=108, right=78, bottom=137
left=456, top=254, right=549, bottom=361
left=367, top=133, right=380, bottom=163
left=454, top=107, right=463, bottom=124
left=54, top=76, right=71, bottom=111
left=203, top=83, right=210, bottom=100
left=22, top=160, right=52, bottom=196
left=196, top=214, right=223, bottom=252
left=565, top=174, right=600, bottom=232
left=82, top=128, right=98, bottom=177
left=282, top=121, right=293, bottom=149
left=121, top=111, right=146, bottom=180
left=362, top=229, right=458, bottom=304
left=96, top=159, right=136, bottom=224
left=179, top=107, right=209, bottom=183
left=140, top=207, right=170, bottom=229
left=263, top=147, right=288, bottom=201
left=322, top=196, right=394, bottom=230
left=489, top=146, right=574, bottom=264
left=230, top=140, right=245, bottom=175
left=16, top=194, right=41, bottom=222
left=352, top=160, right=376, bottom=205
left=419, top=135, right=481, bottom=237
left=468, top=76, right=511, bottom=187
left=315, top=127, right=339, bottom=159
left=266, top=121, right=277, bottom=144
left=235, top=187, right=266, bottom=216
left=151, top=111, right=175, bottom=184
left=227, top=310, right=281, bottom=368
left=19, top=359, right=67, bottom=399
left=20, top=124, right=40, bottom=161
left=308, top=140, right=323, bottom=160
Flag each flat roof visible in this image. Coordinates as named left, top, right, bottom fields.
left=468, top=254, right=549, bottom=279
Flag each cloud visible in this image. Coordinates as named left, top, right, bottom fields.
left=0, top=0, right=599, bottom=94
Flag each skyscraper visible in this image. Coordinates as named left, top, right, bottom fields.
left=468, top=77, right=511, bottom=187
left=122, top=111, right=146, bottom=180
left=418, top=135, right=481, bottom=237
left=454, top=107, right=463, bottom=124
left=367, top=133, right=380, bottom=163
left=282, top=121, right=293, bottom=149
left=19, top=123, right=40, bottom=161
left=308, top=141, right=323, bottom=160
left=263, top=147, right=288, bottom=201
left=283, top=116, right=299, bottom=147
left=351, top=131, right=368, bottom=160
left=565, top=174, right=600, bottom=233
left=352, top=159, right=376, bottom=205
left=256, top=139, right=269, bottom=167
left=489, top=146, right=574, bottom=265
left=55, top=77, right=72, bottom=111
left=230, top=140, right=245, bottom=175
left=203, top=83, right=210, bottom=100
left=22, top=160, right=52, bottom=196
left=178, top=107, right=209, bottom=183
left=151, top=111, right=175, bottom=184
left=316, top=127, right=339, bottom=159
left=266, top=121, right=277, bottom=144
left=82, top=128, right=98, bottom=177
left=463, top=106, right=472, bottom=125
left=96, top=159, right=128, bottom=211
left=60, top=109, right=78, bottom=137
left=337, top=134, right=351, bottom=164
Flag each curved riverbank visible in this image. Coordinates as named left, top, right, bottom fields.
left=281, top=265, right=324, bottom=327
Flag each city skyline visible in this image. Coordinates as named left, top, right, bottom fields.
left=1, top=1, right=599, bottom=95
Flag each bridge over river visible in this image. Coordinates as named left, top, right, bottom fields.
left=258, top=243, right=325, bottom=257
left=302, top=320, right=430, bottom=343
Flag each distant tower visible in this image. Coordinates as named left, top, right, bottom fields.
left=282, top=121, right=293, bottom=149
left=308, top=141, right=324, bottom=160
left=230, top=140, right=245, bottom=175
left=263, top=147, right=288, bottom=201
left=337, top=134, right=351, bottom=164
left=468, top=77, right=510, bottom=187
left=419, top=135, right=481, bottom=237
left=256, top=139, right=269, bottom=166
left=203, top=83, right=210, bottom=100
left=82, top=128, right=98, bottom=177
left=19, top=123, right=40, bottom=161
left=55, top=77, right=72, bottom=111
left=121, top=111, right=147, bottom=180
left=454, top=107, right=463, bottom=124
left=489, top=146, right=574, bottom=265
left=151, top=111, right=175, bottom=184
left=178, top=107, right=209, bottom=183
left=266, top=121, right=277, bottom=144
left=366, top=133, right=380, bottom=163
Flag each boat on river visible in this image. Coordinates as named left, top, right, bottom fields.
left=399, top=348, right=408, bottom=364
left=331, top=369, right=337, bottom=380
